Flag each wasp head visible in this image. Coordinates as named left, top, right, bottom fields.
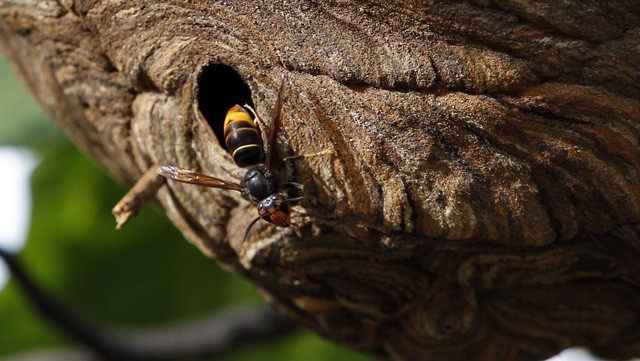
left=257, top=193, right=291, bottom=227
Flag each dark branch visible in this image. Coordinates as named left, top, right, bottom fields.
left=0, top=248, right=298, bottom=360
left=107, top=306, right=297, bottom=360
left=0, top=247, right=118, bottom=357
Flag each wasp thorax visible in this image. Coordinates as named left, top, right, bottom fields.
left=244, top=168, right=278, bottom=202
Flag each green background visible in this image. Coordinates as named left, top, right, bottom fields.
left=0, top=54, right=370, bottom=361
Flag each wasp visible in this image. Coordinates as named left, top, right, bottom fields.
left=157, top=78, right=302, bottom=242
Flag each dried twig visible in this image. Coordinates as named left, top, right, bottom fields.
left=112, top=164, right=165, bottom=230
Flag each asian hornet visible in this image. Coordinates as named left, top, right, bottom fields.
left=157, top=77, right=302, bottom=242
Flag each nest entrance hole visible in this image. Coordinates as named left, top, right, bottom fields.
left=197, top=64, right=253, bottom=150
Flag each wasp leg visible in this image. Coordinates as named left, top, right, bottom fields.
left=243, top=104, right=262, bottom=126
left=282, top=182, right=303, bottom=190
left=282, top=182, right=304, bottom=204
left=283, top=196, right=304, bottom=203
left=282, top=149, right=335, bottom=163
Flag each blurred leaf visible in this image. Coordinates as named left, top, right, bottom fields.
left=0, top=55, right=57, bottom=147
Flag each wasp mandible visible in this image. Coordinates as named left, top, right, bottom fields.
left=157, top=77, right=302, bottom=242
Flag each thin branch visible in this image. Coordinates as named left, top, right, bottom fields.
left=0, top=347, right=99, bottom=361
left=112, top=164, right=165, bottom=230
left=0, top=247, right=121, bottom=358
left=108, top=306, right=298, bottom=360
left=0, top=248, right=298, bottom=360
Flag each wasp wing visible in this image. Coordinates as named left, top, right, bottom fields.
left=264, top=76, right=286, bottom=172
left=157, top=165, right=244, bottom=192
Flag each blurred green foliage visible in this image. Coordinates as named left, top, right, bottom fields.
left=0, top=57, right=57, bottom=147
left=0, top=55, right=370, bottom=361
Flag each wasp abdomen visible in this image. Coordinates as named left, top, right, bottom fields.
left=223, top=105, right=264, bottom=168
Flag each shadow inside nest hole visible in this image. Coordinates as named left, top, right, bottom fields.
left=197, top=63, right=254, bottom=150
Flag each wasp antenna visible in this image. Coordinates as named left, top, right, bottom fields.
left=242, top=216, right=264, bottom=243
